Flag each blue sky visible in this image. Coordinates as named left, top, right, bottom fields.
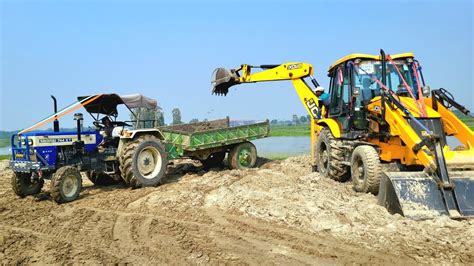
left=1, top=0, right=472, bottom=131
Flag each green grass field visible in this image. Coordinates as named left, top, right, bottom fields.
left=270, top=124, right=310, bottom=136
left=0, top=154, right=11, bottom=160
left=0, top=138, right=9, bottom=148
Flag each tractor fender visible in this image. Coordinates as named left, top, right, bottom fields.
left=317, top=119, right=341, bottom=138
left=121, top=128, right=165, bottom=140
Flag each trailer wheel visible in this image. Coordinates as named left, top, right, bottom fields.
left=351, top=145, right=382, bottom=194
left=50, top=166, right=82, bottom=203
left=11, top=172, right=44, bottom=197
left=201, top=152, right=226, bottom=168
left=120, top=135, right=168, bottom=188
left=86, top=171, right=120, bottom=186
left=315, top=128, right=349, bottom=182
left=228, top=142, right=257, bottom=170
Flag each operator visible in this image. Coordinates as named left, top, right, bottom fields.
left=101, top=116, right=114, bottom=138
left=315, top=86, right=331, bottom=118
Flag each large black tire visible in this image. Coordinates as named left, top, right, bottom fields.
left=351, top=145, right=382, bottom=194
left=86, top=171, right=120, bottom=186
left=119, top=135, right=168, bottom=188
left=228, top=142, right=257, bottom=170
left=315, top=128, right=349, bottom=181
left=201, top=152, right=226, bottom=168
left=11, top=172, right=44, bottom=198
left=50, top=166, right=82, bottom=204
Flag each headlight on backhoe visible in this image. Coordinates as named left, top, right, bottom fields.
left=422, top=86, right=431, bottom=97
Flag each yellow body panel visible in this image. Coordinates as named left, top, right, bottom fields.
left=328, top=52, right=415, bottom=72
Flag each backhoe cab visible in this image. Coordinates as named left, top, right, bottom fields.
left=212, top=50, right=474, bottom=219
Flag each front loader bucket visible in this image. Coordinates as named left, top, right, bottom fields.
left=211, top=68, right=240, bottom=96
left=378, top=171, right=474, bottom=219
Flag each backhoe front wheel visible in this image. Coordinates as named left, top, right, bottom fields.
left=315, top=128, right=349, bottom=181
left=120, top=135, right=168, bottom=188
left=50, top=166, right=82, bottom=204
left=228, top=142, right=257, bottom=170
left=351, top=145, right=382, bottom=194
left=11, top=172, right=44, bottom=198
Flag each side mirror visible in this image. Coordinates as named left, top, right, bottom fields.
left=422, top=86, right=431, bottom=97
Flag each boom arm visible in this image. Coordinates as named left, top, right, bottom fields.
left=212, top=62, right=323, bottom=119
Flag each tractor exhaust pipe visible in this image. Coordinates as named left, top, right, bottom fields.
left=51, top=95, right=60, bottom=132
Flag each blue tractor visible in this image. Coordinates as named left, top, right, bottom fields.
left=10, top=94, right=168, bottom=203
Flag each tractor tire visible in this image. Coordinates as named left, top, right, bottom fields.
left=350, top=145, right=382, bottom=194
left=86, top=171, right=120, bottom=186
left=119, top=135, right=168, bottom=188
left=228, top=142, right=257, bottom=170
left=11, top=172, right=44, bottom=198
left=201, top=152, right=226, bottom=168
left=50, top=166, right=82, bottom=204
left=315, top=128, right=350, bottom=181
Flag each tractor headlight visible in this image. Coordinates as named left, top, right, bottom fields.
left=28, top=139, right=33, bottom=146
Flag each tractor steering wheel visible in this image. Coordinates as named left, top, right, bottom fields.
left=93, top=121, right=104, bottom=130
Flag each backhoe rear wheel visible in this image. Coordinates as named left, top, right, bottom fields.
left=11, top=172, right=44, bottom=198
left=351, top=145, right=382, bottom=194
left=50, top=166, right=82, bottom=204
left=315, top=128, right=349, bottom=181
left=119, top=135, right=168, bottom=188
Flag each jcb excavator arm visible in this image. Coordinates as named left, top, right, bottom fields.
left=212, top=62, right=323, bottom=120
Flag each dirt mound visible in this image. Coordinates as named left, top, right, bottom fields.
left=0, top=156, right=473, bottom=264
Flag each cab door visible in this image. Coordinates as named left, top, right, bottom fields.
left=328, top=65, right=351, bottom=133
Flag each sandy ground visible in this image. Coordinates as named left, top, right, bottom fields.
left=0, top=157, right=473, bottom=264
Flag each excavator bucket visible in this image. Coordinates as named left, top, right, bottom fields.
left=211, top=68, right=240, bottom=96
left=378, top=171, right=474, bottom=219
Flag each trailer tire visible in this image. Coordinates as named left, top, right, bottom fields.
left=86, top=171, right=120, bottom=186
left=201, top=152, right=226, bottom=168
left=228, top=142, right=257, bottom=170
left=316, top=128, right=350, bottom=182
left=50, top=166, right=82, bottom=204
left=11, top=172, right=44, bottom=198
left=351, top=145, right=382, bottom=194
left=120, top=135, right=168, bottom=188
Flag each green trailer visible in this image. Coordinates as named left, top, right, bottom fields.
left=160, top=117, right=269, bottom=169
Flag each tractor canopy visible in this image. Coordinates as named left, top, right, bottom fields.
left=78, top=94, right=157, bottom=116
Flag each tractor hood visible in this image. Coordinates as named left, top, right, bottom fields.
left=78, top=94, right=158, bottom=115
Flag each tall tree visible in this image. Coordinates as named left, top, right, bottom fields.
left=172, top=108, right=182, bottom=125
left=130, top=106, right=164, bottom=128
left=292, top=114, right=299, bottom=125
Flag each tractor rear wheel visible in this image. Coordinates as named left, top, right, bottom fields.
left=50, top=166, right=82, bottom=203
left=86, top=171, right=120, bottom=186
left=11, top=172, right=44, bottom=197
left=228, top=142, right=257, bottom=170
left=201, top=152, right=226, bottom=168
left=315, top=128, right=349, bottom=181
left=351, top=145, right=382, bottom=194
left=119, top=135, right=168, bottom=188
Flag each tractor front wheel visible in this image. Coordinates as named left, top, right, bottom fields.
left=11, top=172, right=44, bottom=198
left=50, top=166, right=82, bottom=203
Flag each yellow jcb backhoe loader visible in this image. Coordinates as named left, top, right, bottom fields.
left=211, top=50, right=474, bottom=219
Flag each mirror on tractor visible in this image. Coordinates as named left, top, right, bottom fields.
left=353, top=86, right=360, bottom=97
